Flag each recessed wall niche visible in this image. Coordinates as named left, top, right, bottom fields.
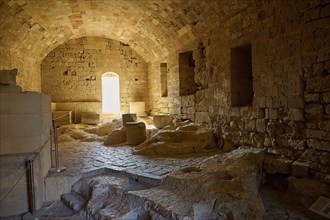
left=230, top=44, right=253, bottom=107
left=179, top=51, right=198, bottom=96
left=160, top=63, right=168, bottom=97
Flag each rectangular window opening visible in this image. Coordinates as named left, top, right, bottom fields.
left=179, top=51, right=197, bottom=96
left=160, top=63, right=168, bottom=97
left=230, top=44, right=253, bottom=107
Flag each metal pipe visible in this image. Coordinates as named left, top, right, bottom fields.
left=74, top=107, right=76, bottom=124
left=53, top=120, right=59, bottom=169
left=50, top=128, right=53, bottom=168
left=49, top=120, right=66, bottom=173
left=26, top=160, right=36, bottom=215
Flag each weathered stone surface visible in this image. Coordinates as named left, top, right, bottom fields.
left=300, top=149, right=330, bottom=167
left=292, top=161, right=309, bottom=177
left=104, top=128, right=127, bottom=146
left=263, top=155, right=293, bottom=174
left=57, top=120, right=122, bottom=142
left=126, top=122, right=146, bottom=145
left=81, top=112, right=100, bottom=125
left=122, top=114, right=137, bottom=125
left=134, top=123, right=217, bottom=156
left=256, top=119, right=267, bottom=132
left=41, top=37, right=148, bottom=114
left=153, top=114, right=173, bottom=129
left=304, top=93, right=320, bottom=102
left=284, top=176, right=330, bottom=208
left=157, top=147, right=265, bottom=219
left=307, top=139, right=330, bottom=152
left=326, top=104, right=330, bottom=114
left=288, top=109, right=304, bottom=121
left=322, top=92, right=330, bottom=103
left=306, top=129, right=330, bottom=141
left=305, top=103, right=323, bottom=115
left=86, top=119, right=122, bottom=136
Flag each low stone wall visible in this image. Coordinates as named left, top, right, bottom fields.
left=0, top=89, right=51, bottom=216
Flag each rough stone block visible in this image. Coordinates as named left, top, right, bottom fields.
left=307, top=139, right=330, bottom=152
left=268, top=108, right=277, bottom=120
left=326, top=104, right=330, bottom=114
left=153, top=114, right=173, bottom=129
left=306, top=129, right=330, bottom=141
left=195, top=112, right=210, bottom=124
left=245, top=120, right=255, bottom=131
left=0, top=69, right=18, bottom=85
left=322, top=92, right=330, bottom=103
left=292, top=161, right=309, bottom=177
left=0, top=85, right=22, bottom=93
left=306, top=76, right=330, bottom=92
left=81, top=112, right=100, bottom=125
left=288, top=109, right=304, bottom=121
left=300, top=149, right=330, bottom=166
left=126, top=122, right=146, bottom=145
left=318, top=120, right=330, bottom=131
left=304, top=93, right=320, bottom=102
left=122, top=113, right=137, bottom=125
left=288, top=96, right=304, bottom=108
left=305, top=103, right=323, bottom=115
left=256, top=119, right=267, bottom=133
left=52, top=111, right=72, bottom=127
left=263, top=156, right=293, bottom=174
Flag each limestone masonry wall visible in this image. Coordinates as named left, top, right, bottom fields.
left=41, top=36, right=148, bottom=113
left=148, top=1, right=330, bottom=182
left=0, top=2, right=42, bottom=92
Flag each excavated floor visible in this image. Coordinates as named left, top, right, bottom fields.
left=18, top=139, right=310, bottom=220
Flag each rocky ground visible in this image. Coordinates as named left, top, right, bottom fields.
left=2, top=119, right=323, bottom=220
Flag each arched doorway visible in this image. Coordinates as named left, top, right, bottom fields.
left=102, top=72, right=120, bottom=113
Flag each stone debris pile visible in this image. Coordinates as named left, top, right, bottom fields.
left=32, top=147, right=265, bottom=219
left=57, top=119, right=122, bottom=142
left=134, top=120, right=219, bottom=156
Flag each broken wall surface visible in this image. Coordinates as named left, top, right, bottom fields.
left=41, top=36, right=149, bottom=114
left=148, top=0, right=330, bottom=182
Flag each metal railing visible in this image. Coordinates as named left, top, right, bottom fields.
left=0, top=106, right=80, bottom=215
left=0, top=135, right=51, bottom=215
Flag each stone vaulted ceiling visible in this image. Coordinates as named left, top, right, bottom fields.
left=0, top=0, right=248, bottom=63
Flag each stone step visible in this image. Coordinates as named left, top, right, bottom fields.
left=61, top=192, right=86, bottom=212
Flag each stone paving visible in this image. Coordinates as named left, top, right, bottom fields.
left=53, top=140, right=217, bottom=178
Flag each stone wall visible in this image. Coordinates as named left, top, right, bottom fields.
left=147, top=1, right=330, bottom=182
left=41, top=36, right=148, bottom=114
left=0, top=49, right=41, bottom=92
left=0, top=2, right=43, bottom=92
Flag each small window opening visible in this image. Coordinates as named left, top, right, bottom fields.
left=230, top=44, right=253, bottom=107
left=160, top=63, right=168, bottom=97
left=179, top=51, right=197, bottom=96
left=102, top=72, right=120, bottom=113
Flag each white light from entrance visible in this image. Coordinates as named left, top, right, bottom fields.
left=102, top=73, right=120, bottom=113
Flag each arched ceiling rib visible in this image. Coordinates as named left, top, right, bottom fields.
left=0, top=0, right=249, bottom=63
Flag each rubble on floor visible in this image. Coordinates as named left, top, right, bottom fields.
left=56, top=119, right=122, bottom=143
left=26, top=147, right=265, bottom=220
left=133, top=121, right=219, bottom=156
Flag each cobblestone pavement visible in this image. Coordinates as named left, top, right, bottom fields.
left=54, top=140, right=217, bottom=178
